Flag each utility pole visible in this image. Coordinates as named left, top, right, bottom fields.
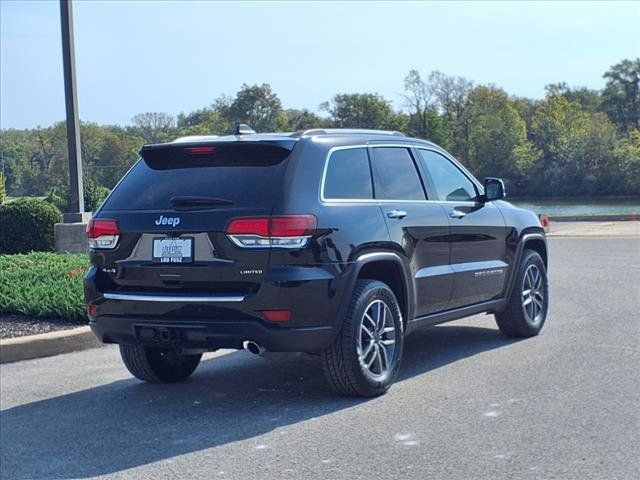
left=59, top=0, right=85, bottom=222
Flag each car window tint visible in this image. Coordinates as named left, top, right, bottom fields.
left=370, top=147, right=425, bottom=200
left=324, top=148, right=373, bottom=199
left=417, top=149, right=477, bottom=202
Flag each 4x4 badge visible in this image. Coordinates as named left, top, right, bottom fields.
left=155, top=215, right=180, bottom=227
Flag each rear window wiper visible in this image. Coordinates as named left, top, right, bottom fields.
left=169, top=196, right=234, bottom=207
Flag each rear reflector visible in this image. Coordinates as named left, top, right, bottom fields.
left=261, top=310, right=292, bottom=322
left=86, top=304, right=98, bottom=317
left=86, top=219, right=120, bottom=249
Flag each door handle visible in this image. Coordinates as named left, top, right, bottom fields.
left=387, top=210, right=408, bottom=219
left=449, top=210, right=466, bottom=219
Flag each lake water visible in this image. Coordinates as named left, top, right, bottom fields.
left=509, top=198, right=640, bottom=216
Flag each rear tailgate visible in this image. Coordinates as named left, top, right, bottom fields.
left=90, top=141, right=294, bottom=297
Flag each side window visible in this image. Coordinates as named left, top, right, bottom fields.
left=417, top=149, right=477, bottom=202
left=370, top=147, right=426, bottom=200
left=323, top=148, right=373, bottom=199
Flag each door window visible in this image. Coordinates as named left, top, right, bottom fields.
left=370, top=147, right=426, bottom=201
left=417, top=149, right=477, bottom=202
left=323, top=148, right=373, bottom=200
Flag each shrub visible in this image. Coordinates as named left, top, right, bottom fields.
left=0, top=252, right=88, bottom=321
left=0, top=198, right=63, bottom=254
left=46, top=177, right=111, bottom=213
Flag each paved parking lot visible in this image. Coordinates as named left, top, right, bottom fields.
left=1, top=237, right=639, bottom=480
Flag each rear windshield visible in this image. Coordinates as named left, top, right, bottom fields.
left=101, top=144, right=291, bottom=211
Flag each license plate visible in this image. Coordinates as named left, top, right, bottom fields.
left=152, top=237, right=193, bottom=263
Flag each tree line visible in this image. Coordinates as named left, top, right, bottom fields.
left=1, top=58, right=638, bottom=200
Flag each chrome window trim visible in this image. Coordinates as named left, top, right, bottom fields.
left=103, top=292, right=245, bottom=303
left=319, top=144, right=482, bottom=205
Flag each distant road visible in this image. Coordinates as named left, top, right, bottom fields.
left=1, top=237, right=639, bottom=480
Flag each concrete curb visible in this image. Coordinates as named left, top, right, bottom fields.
left=547, top=214, right=638, bottom=222
left=0, top=326, right=103, bottom=364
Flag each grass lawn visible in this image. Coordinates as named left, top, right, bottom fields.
left=0, top=252, right=89, bottom=321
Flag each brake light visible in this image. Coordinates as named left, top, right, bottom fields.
left=86, top=219, right=120, bottom=249
left=185, top=146, right=216, bottom=155
left=226, top=215, right=317, bottom=249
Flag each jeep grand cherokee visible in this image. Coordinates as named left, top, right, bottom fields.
left=85, top=127, right=549, bottom=397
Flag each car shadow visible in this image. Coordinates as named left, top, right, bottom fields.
left=0, top=324, right=519, bottom=479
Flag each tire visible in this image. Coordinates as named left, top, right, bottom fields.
left=119, top=344, right=202, bottom=383
left=495, top=249, right=549, bottom=338
left=321, top=280, right=404, bottom=397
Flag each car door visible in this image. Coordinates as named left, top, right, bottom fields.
left=370, top=146, right=452, bottom=317
left=415, top=148, right=509, bottom=309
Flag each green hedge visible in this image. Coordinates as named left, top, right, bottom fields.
left=0, top=198, right=63, bottom=254
left=0, top=253, right=89, bottom=321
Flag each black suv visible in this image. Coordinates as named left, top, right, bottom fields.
left=85, top=128, right=548, bottom=396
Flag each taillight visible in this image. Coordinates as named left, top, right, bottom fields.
left=226, top=215, right=317, bottom=249
left=86, top=219, right=120, bottom=250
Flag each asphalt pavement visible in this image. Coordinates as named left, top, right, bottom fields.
left=1, top=237, right=639, bottom=480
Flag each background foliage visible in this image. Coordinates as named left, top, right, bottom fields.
left=1, top=59, right=638, bottom=201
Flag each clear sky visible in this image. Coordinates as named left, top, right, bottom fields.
left=1, top=0, right=639, bottom=129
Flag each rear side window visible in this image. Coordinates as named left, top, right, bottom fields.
left=101, top=144, right=291, bottom=211
left=370, top=147, right=426, bottom=200
left=323, top=148, right=373, bottom=200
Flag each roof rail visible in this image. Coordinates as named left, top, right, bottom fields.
left=292, top=128, right=405, bottom=138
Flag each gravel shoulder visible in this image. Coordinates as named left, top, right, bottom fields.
left=0, top=315, right=86, bottom=339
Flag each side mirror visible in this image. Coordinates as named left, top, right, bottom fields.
left=483, top=177, right=505, bottom=202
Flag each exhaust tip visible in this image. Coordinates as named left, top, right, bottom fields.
left=243, top=340, right=266, bottom=356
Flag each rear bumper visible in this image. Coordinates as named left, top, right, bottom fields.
left=90, top=315, right=337, bottom=353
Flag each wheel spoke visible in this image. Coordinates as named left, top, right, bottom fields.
left=374, top=345, right=384, bottom=373
left=361, top=340, right=375, bottom=360
left=365, top=344, right=378, bottom=368
left=522, top=288, right=532, bottom=297
left=382, top=326, right=395, bottom=334
left=533, top=296, right=544, bottom=309
left=361, top=324, right=374, bottom=340
left=379, top=344, right=389, bottom=371
left=380, top=338, right=395, bottom=346
left=523, top=296, right=533, bottom=306
left=376, top=302, right=384, bottom=330
left=363, top=313, right=376, bottom=330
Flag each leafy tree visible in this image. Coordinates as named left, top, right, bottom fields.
left=131, top=112, right=176, bottom=143
left=227, top=84, right=288, bottom=132
left=177, top=107, right=231, bottom=136
left=545, top=83, right=601, bottom=113
left=285, top=109, right=326, bottom=131
left=462, top=86, right=540, bottom=194
left=321, top=93, right=405, bottom=130
left=602, top=58, right=640, bottom=132
left=614, top=129, right=640, bottom=194
left=530, top=94, right=600, bottom=195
